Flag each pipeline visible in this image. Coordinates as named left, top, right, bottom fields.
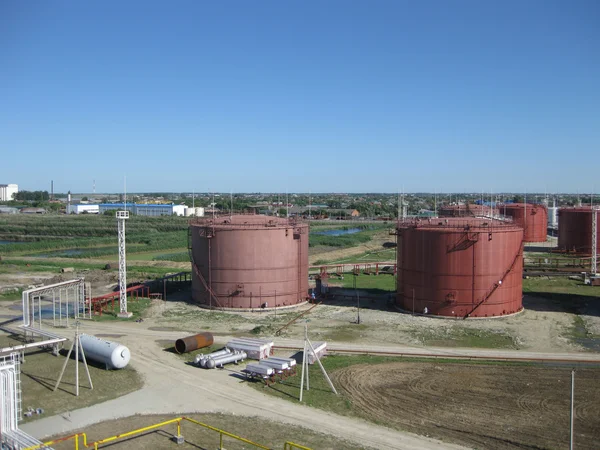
left=205, top=351, right=247, bottom=369
left=175, top=332, right=214, bottom=354
left=273, top=345, right=600, bottom=366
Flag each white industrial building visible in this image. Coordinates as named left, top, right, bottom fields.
left=134, top=204, right=186, bottom=217
left=67, top=204, right=100, bottom=214
left=0, top=184, right=18, bottom=202
left=95, top=203, right=188, bottom=216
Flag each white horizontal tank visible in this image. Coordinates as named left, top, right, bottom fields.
left=80, top=334, right=130, bottom=369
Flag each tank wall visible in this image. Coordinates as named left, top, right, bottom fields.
left=501, top=204, right=547, bottom=242
left=191, top=221, right=309, bottom=309
left=558, top=209, right=600, bottom=255
left=397, top=226, right=523, bottom=317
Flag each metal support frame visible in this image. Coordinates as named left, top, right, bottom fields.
left=117, top=210, right=130, bottom=316
left=22, top=279, right=88, bottom=330
left=299, top=324, right=337, bottom=402
left=0, top=353, right=43, bottom=449
left=53, top=322, right=93, bottom=396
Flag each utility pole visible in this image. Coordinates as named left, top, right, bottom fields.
left=592, top=207, right=598, bottom=275
left=570, top=370, right=575, bottom=450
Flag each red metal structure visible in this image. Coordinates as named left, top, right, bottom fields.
left=189, top=215, right=309, bottom=310
left=396, top=218, right=523, bottom=318
left=499, top=203, right=548, bottom=242
left=558, top=207, right=600, bottom=255
left=91, top=285, right=149, bottom=315
left=439, top=204, right=498, bottom=218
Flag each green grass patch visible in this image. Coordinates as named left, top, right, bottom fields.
left=337, top=273, right=396, bottom=292
left=0, top=335, right=143, bottom=421
left=523, top=277, right=599, bottom=299
left=409, top=326, right=517, bottom=349
left=321, top=324, right=369, bottom=342
left=152, top=252, right=190, bottom=262
left=0, top=287, right=24, bottom=301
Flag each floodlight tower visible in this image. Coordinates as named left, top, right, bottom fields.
left=117, top=210, right=132, bottom=318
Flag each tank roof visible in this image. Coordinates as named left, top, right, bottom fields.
left=190, top=214, right=306, bottom=229
left=501, top=203, right=546, bottom=209
left=559, top=206, right=600, bottom=213
left=396, top=217, right=521, bottom=232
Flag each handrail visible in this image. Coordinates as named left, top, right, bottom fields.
left=284, top=442, right=313, bottom=450
left=24, top=416, right=302, bottom=450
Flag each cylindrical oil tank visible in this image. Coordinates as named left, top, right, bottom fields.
left=558, top=207, right=600, bottom=255
left=439, top=204, right=498, bottom=218
left=190, top=215, right=309, bottom=310
left=175, top=332, right=214, bottom=354
left=79, top=334, right=130, bottom=369
left=499, top=203, right=548, bottom=242
left=397, top=218, right=523, bottom=318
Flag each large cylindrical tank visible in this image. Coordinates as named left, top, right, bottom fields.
left=190, top=215, right=309, bottom=310
left=499, top=203, right=548, bottom=242
left=175, top=332, right=214, bottom=354
left=558, top=207, right=600, bottom=255
left=439, top=204, right=498, bottom=218
left=397, top=218, right=523, bottom=318
left=79, top=334, right=130, bottom=369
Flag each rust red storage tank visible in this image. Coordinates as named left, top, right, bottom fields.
left=558, top=207, right=600, bottom=255
left=499, top=203, right=548, bottom=242
left=439, top=204, right=498, bottom=218
left=397, top=218, right=523, bottom=318
left=190, top=215, right=309, bottom=310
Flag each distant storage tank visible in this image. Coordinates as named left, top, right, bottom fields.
left=548, top=207, right=559, bottom=229
left=397, top=218, right=523, bottom=318
left=79, top=334, right=130, bottom=369
left=558, top=207, right=600, bottom=255
left=175, top=332, right=214, bottom=354
left=439, top=204, right=497, bottom=218
left=190, top=215, right=309, bottom=310
left=499, top=203, right=548, bottom=242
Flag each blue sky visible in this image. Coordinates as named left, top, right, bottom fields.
left=1, top=1, right=598, bottom=194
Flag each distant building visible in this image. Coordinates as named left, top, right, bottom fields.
left=134, top=203, right=186, bottom=217
left=328, top=209, right=360, bottom=218
left=97, top=203, right=186, bottom=216
left=20, top=207, right=46, bottom=214
left=98, top=203, right=135, bottom=214
left=0, top=206, right=18, bottom=214
left=67, top=204, right=100, bottom=214
left=0, top=184, right=18, bottom=202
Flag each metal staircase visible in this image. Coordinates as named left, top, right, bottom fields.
left=463, top=242, right=523, bottom=319
left=447, top=232, right=479, bottom=253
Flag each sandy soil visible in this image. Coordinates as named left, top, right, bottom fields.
left=145, top=291, right=584, bottom=354
left=333, top=362, right=600, bottom=450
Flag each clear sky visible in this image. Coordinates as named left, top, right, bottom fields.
left=1, top=1, right=598, bottom=194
